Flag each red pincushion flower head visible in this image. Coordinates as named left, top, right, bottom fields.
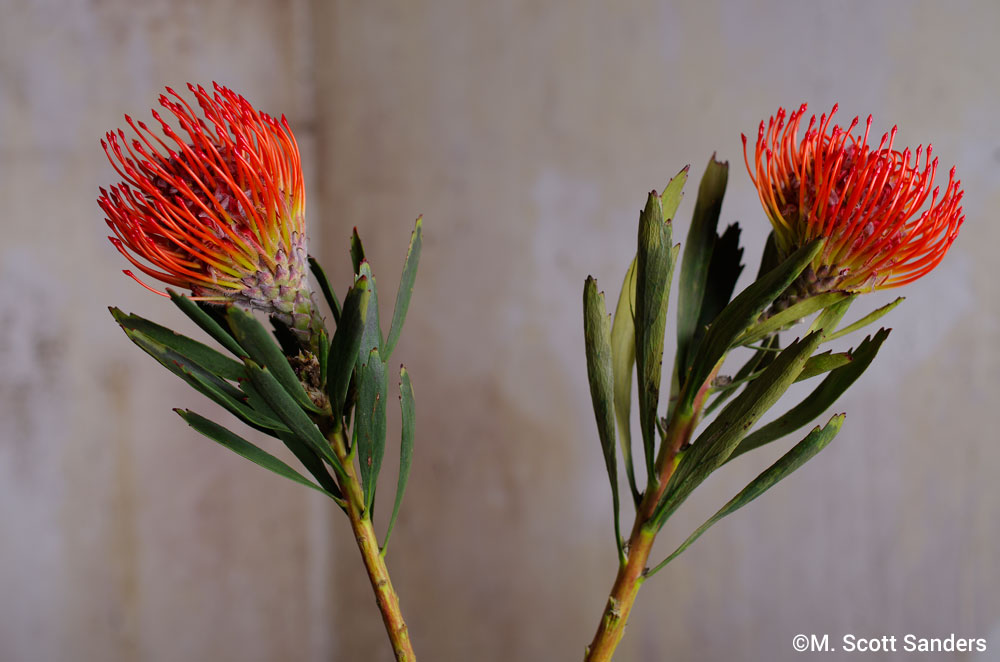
left=743, top=104, right=964, bottom=295
left=99, top=82, right=321, bottom=345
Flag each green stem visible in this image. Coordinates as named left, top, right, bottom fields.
left=329, top=428, right=417, bottom=661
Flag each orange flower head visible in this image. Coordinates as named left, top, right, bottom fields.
left=99, top=83, right=321, bottom=344
left=743, top=104, right=964, bottom=294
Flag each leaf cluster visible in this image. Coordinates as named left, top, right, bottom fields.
left=581, top=159, right=896, bottom=570
left=111, top=218, right=424, bottom=554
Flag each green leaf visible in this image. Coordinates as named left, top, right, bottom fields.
left=677, top=239, right=823, bottom=416
left=236, top=378, right=292, bottom=433
left=735, top=292, right=849, bottom=347
left=110, top=308, right=245, bottom=381
left=327, top=278, right=371, bottom=423
left=706, top=292, right=852, bottom=415
left=704, top=335, right=781, bottom=416
left=168, top=290, right=248, bottom=359
left=700, top=231, right=787, bottom=416
left=350, top=227, right=366, bottom=275
left=245, top=361, right=347, bottom=481
left=357, top=262, right=382, bottom=361
left=635, top=190, right=677, bottom=483
left=177, top=409, right=343, bottom=502
left=385, top=217, right=423, bottom=359
left=356, top=348, right=388, bottom=514
left=728, top=328, right=890, bottom=462
left=647, top=414, right=844, bottom=575
left=796, top=350, right=852, bottom=381
left=757, top=231, right=782, bottom=277
left=584, top=277, right=622, bottom=557
left=268, top=315, right=302, bottom=359
left=610, top=257, right=640, bottom=504
left=656, top=330, right=825, bottom=526
left=808, top=295, right=856, bottom=334
left=226, top=306, right=322, bottom=414
left=122, top=327, right=289, bottom=434
left=676, top=156, right=729, bottom=379
left=659, top=165, right=690, bottom=220
left=318, top=328, right=329, bottom=387
left=695, top=223, right=744, bottom=345
left=234, top=378, right=339, bottom=496
left=308, top=256, right=342, bottom=325
left=382, top=366, right=416, bottom=554
left=719, top=349, right=852, bottom=396
left=824, top=297, right=904, bottom=343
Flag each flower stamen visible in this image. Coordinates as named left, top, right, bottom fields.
left=744, top=103, right=964, bottom=294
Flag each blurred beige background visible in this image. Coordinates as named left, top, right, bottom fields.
left=2, top=1, right=998, bottom=660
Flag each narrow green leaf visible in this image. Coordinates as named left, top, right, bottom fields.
left=383, top=366, right=415, bottom=554
left=234, top=377, right=339, bottom=497
left=659, top=165, right=690, bottom=221
left=635, top=190, right=676, bottom=482
left=677, top=156, right=729, bottom=378
left=700, top=231, right=787, bottom=416
left=797, top=350, right=852, bottom=381
left=385, top=217, right=423, bottom=359
left=735, top=292, right=849, bottom=347
left=268, top=315, right=303, bottom=359
left=111, top=308, right=245, bottom=381
left=351, top=227, right=366, bottom=275
left=226, top=306, right=322, bottom=414
left=648, top=414, right=844, bottom=575
left=824, top=297, right=904, bottom=343
left=672, top=223, right=745, bottom=409
left=126, top=329, right=241, bottom=402
left=706, top=292, right=851, bottom=415
left=357, top=262, right=382, bottom=361
left=177, top=409, right=342, bottom=502
left=308, top=256, right=342, bottom=325
left=122, top=327, right=289, bottom=434
left=168, top=290, right=247, bottom=358
left=728, top=328, right=890, bottom=462
left=584, top=277, right=623, bottom=557
left=677, top=239, right=823, bottom=415
left=356, top=348, right=387, bottom=513
left=610, top=258, right=640, bottom=504
left=327, top=278, right=371, bottom=422
left=245, top=361, right=347, bottom=481
left=696, top=223, right=744, bottom=342
left=809, top=295, right=855, bottom=335
left=757, top=231, right=782, bottom=277
left=704, top=335, right=781, bottom=416
left=720, top=349, right=852, bottom=397
left=318, top=328, right=329, bottom=388
left=656, top=330, right=825, bottom=525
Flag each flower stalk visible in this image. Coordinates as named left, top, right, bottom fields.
left=585, top=368, right=714, bottom=662
left=328, top=426, right=417, bottom=661
left=102, top=84, right=424, bottom=661
left=581, top=109, right=964, bottom=659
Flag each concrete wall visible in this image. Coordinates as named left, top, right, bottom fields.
left=2, top=1, right=997, bottom=660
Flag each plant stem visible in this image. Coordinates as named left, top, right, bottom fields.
left=584, top=367, right=718, bottom=662
left=585, top=456, right=678, bottom=662
left=330, top=428, right=417, bottom=661
left=585, top=521, right=656, bottom=661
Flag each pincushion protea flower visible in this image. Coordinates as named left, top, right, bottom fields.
left=743, top=104, right=964, bottom=296
left=99, top=82, right=322, bottom=348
